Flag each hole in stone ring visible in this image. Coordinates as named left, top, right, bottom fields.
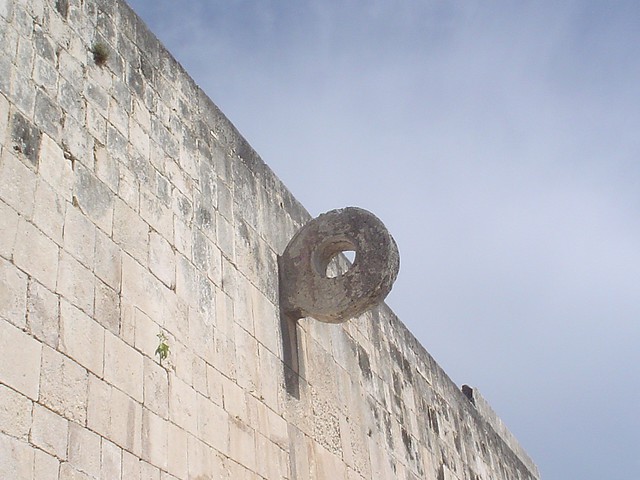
left=312, top=237, right=357, bottom=278
left=325, top=250, right=356, bottom=278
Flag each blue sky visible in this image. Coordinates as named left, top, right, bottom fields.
left=127, top=1, right=640, bottom=478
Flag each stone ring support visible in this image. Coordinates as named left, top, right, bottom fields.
left=278, top=207, right=400, bottom=397
left=279, top=207, right=400, bottom=323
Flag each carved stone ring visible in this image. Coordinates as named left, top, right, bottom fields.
left=279, top=207, right=400, bottom=323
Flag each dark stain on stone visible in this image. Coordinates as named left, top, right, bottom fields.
left=11, top=112, right=41, bottom=167
left=428, top=406, right=440, bottom=435
left=357, top=344, right=372, bottom=381
left=401, top=427, right=414, bottom=460
left=55, top=0, right=69, bottom=18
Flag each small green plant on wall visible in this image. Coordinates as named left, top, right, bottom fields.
left=155, top=332, right=170, bottom=365
left=91, top=41, right=109, bottom=66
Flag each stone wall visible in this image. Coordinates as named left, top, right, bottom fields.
left=0, top=0, right=540, bottom=478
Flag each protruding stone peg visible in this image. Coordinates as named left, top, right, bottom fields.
left=279, top=207, right=400, bottom=324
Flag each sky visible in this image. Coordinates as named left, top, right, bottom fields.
left=126, top=1, right=640, bottom=479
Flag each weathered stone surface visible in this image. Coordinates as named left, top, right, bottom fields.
left=0, top=2, right=539, bottom=479
left=59, top=299, right=103, bottom=376
left=0, top=320, right=41, bottom=400
left=10, top=110, right=41, bottom=167
left=31, top=404, right=68, bottom=459
left=0, top=256, right=27, bottom=328
left=57, top=252, right=94, bottom=315
left=0, top=383, right=32, bottom=439
left=0, top=434, right=35, bottom=479
left=14, top=218, right=59, bottom=291
left=68, top=421, right=101, bottom=477
left=0, top=149, right=36, bottom=217
left=280, top=207, right=399, bottom=323
left=39, top=345, right=88, bottom=423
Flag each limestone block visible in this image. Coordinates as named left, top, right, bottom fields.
left=109, top=98, right=129, bottom=139
left=252, top=288, right=280, bottom=355
left=258, top=345, right=281, bottom=412
left=169, top=375, right=197, bottom=434
left=213, top=333, right=237, bottom=382
left=149, top=230, right=175, bottom=289
left=175, top=253, right=197, bottom=307
left=187, top=307, right=214, bottom=365
left=84, top=82, right=108, bottom=118
left=173, top=217, right=192, bottom=257
left=0, top=433, right=35, bottom=479
left=87, top=375, right=110, bottom=438
left=214, top=286, right=235, bottom=345
left=232, top=274, right=255, bottom=335
left=129, top=118, right=149, bottom=159
left=113, top=199, right=148, bottom=264
left=121, top=450, right=141, bottom=480
left=205, top=364, right=224, bottom=407
left=0, top=256, right=27, bottom=328
left=267, top=412, right=289, bottom=458
left=104, top=331, right=143, bottom=402
left=0, top=200, right=18, bottom=259
left=94, top=228, right=121, bottom=292
left=62, top=115, right=90, bottom=166
left=227, top=460, right=257, bottom=480
left=134, top=307, right=159, bottom=359
left=94, top=280, right=120, bottom=335
left=197, top=393, right=229, bottom=455
left=166, top=421, right=188, bottom=479
left=187, top=436, right=216, bottom=478
left=229, top=416, right=256, bottom=473
left=140, top=189, right=173, bottom=242
left=39, top=345, right=88, bottom=424
left=0, top=147, right=37, bottom=215
left=68, top=421, right=101, bottom=478
left=59, top=299, right=104, bottom=376
left=0, top=320, right=41, bottom=399
left=255, top=433, right=288, bottom=480
left=14, top=218, right=59, bottom=290
left=108, top=381, right=143, bottom=455
left=31, top=404, right=68, bottom=459
left=132, top=98, right=150, bottom=132
left=94, top=143, right=119, bottom=193
left=57, top=77, right=84, bottom=123
left=0, top=88, right=8, bottom=138
left=143, top=356, right=168, bottom=418
left=10, top=68, right=36, bottom=117
left=191, top=354, right=208, bottom=395
left=141, top=408, right=167, bottom=469
left=34, top=89, right=62, bottom=139
left=0, top=45, right=10, bottom=96
left=122, top=253, right=178, bottom=326
left=86, top=104, right=107, bottom=146
left=234, top=324, right=259, bottom=394
left=0, top=383, right=32, bottom=439
left=39, top=133, right=73, bottom=201
left=101, top=439, right=122, bottom=480
left=63, top=205, right=96, bottom=268
left=10, top=109, right=41, bottom=168
left=34, top=448, right=60, bottom=480
left=33, top=179, right=66, bottom=245
left=74, top=162, right=114, bottom=234
left=216, top=210, right=235, bottom=261
left=217, top=178, right=233, bottom=222
left=140, top=460, right=161, bottom=480
left=59, top=463, right=93, bottom=480
left=57, top=252, right=95, bottom=315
